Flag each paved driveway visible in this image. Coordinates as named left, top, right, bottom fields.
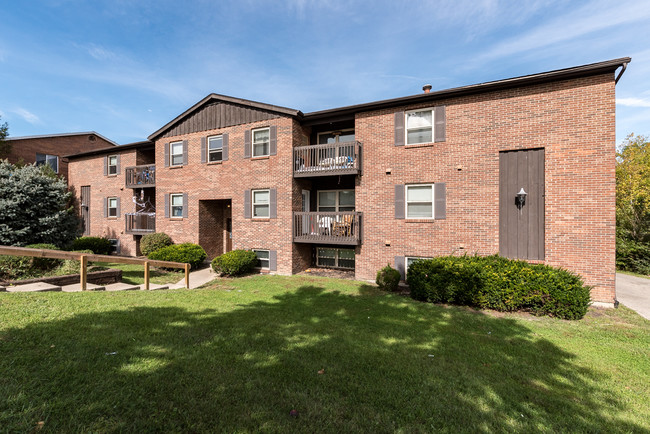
left=616, top=273, right=650, bottom=320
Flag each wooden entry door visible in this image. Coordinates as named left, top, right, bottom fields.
left=81, top=186, right=91, bottom=236
left=499, top=148, right=545, bottom=260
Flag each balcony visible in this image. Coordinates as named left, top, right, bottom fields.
left=125, top=165, right=156, bottom=188
left=293, top=212, right=362, bottom=245
left=294, top=141, right=362, bottom=178
left=125, top=213, right=155, bottom=234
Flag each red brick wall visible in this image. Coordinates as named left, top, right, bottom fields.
left=354, top=73, right=616, bottom=303
left=154, top=116, right=299, bottom=274
left=6, top=134, right=115, bottom=180
left=66, top=72, right=617, bottom=303
left=68, top=150, right=140, bottom=256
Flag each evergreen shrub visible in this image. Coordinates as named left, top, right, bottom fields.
left=407, top=255, right=591, bottom=320
left=211, top=250, right=258, bottom=276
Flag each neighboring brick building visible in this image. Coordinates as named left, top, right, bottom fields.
left=3, top=132, right=118, bottom=180
left=66, top=58, right=630, bottom=306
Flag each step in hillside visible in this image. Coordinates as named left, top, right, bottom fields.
left=6, top=282, right=61, bottom=292
left=105, top=282, right=140, bottom=292
left=61, top=283, right=106, bottom=292
left=0, top=286, right=5, bottom=292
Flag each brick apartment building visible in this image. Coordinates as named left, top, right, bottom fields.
left=3, top=132, right=117, bottom=180
left=66, top=58, right=630, bottom=306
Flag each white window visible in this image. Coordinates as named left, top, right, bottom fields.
left=170, top=194, right=184, bottom=217
left=252, top=189, right=270, bottom=217
left=406, top=109, right=433, bottom=145
left=253, top=249, right=270, bottom=269
left=252, top=127, right=270, bottom=157
left=36, top=153, right=59, bottom=173
left=170, top=141, right=183, bottom=166
left=406, top=256, right=433, bottom=275
left=107, top=155, right=118, bottom=175
left=317, top=247, right=355, bottom=269
left=317, top=190, right=355, bottom=212
left=108, top=238, right=120, bottom=254
left=107, top=197, right=118, bottom=217
left=406, top=184, right=433, bottom=219
left=208, top=135, right=223, bottom=162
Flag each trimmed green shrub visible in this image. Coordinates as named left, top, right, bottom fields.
left=70, top=237, right=112, bottom=255
left=148, top=243, right=207, bottom=270
left=140, top=233, right=173, bottom=257
left=376, top=264, right=401, bottom=292
left=407, top=255, right=591, bottom=320
left=212, top=250, right=258, bottom=276
left=25, top=243, right=62, bottom=270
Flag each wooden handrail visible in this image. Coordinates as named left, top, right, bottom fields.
left=0, top=245, right=190, bottom=290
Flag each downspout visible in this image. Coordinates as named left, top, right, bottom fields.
left=615, top=62, right=628, bottom=85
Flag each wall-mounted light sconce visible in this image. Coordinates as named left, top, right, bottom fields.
left=515, top=188, right=527, bottom=210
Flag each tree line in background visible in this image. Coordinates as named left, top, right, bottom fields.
left=616, top=134, right=650, bottom=274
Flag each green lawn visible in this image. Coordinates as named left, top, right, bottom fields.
left=91, top=261, right=185, bottom=285
left=1, top=275, right=648, bottom=433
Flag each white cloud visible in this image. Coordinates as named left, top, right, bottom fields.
left=85, top=44, right=118, bottom=61
left=477, top=0, right=650, bottom=61
left=617, top=97, right=650, bottom=108
left=13, top=108, right=40, bottom=124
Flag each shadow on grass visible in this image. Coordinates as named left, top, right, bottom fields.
left=0, top=285, right=642, bottom=432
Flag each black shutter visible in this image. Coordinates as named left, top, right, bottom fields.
left=244, top=130, right=251, bottom=158
left=103, top=156, right=108, bottom=176
left=164, top=143, right=170, bottom=167
left=394, top=184, right=405, bottom=219
left=269, top=126, right=277, bottom=156
left=103, top=197, right=108, bottom=218
left=116, top=197, right=121, bottom=219
left=434, top=106, right=446, bottom=142
left=182, top=140, right=188, bottom=165
left=201, top=137, right=207, bottom=163
left=394, top=111, right=405, bottom=146
left=164, top=194, right=169, bottom=218
left=222, top=133, right=229, bottom=161
left=116, top=154, right=121, bottom=174
left=270, top=188, right=277, bottom=219
left=395, top=256, right=406, bottom=280
left=244, top=190, right=251, bottom=218
left=269, top=250, right=277, bottom=271
left=434, top=183, right=446, bottom=219
left=182, top=193, right=188, bottom=218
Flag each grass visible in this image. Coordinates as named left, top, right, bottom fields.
left=1, top=275, right=648, bottom=433
left=91, top=262, right=185, bottom=285
left=617, top=269, right=650, bottom=280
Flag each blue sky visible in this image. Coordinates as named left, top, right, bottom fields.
left=1, top=0, right=649, bottom=145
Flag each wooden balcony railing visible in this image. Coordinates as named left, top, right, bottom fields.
left=125, top=213, right=155, bottom=234
left=293, top=141, right=362, bottom=177
left=125, top=165, right=156, bottom=188
left=293, top=212, right=362, bottom=245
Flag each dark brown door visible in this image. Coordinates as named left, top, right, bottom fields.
left=499, top=149, right=544, bottom=260
left=81, top=186, right=91, bottom=236
left=226, top=218, right=232, bottom=252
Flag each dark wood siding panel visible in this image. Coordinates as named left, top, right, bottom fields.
left=160, top=102, right=283, bottom=138
left=499, top=148, right=545, bottom=260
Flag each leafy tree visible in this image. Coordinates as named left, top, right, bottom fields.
left=0, top=160, right=80, bottom=247
left=0, top=116, right=10, bottom=158
left=616, top=134, right=650, bottom=242
left=616, top=134, right=650, bottom=273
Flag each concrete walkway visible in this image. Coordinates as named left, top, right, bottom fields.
left=616, top=273, right=650, bottom=320
left=169, top=266, right=217, bottom=289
